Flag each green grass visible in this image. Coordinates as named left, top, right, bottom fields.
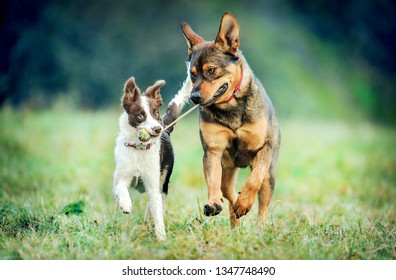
left=0, top=107, right=395, bottom=259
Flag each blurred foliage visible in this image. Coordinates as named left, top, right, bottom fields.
left=0, top=0, right=395, bottom=123
left=57, top=200, right=85, bottom=216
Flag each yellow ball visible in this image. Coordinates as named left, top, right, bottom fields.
left=137, top=128, right=151, bottom=142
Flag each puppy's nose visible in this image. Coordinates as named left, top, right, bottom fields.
left=190, top=91, right=202, bottom=104
left=152, top=126, right=162, bottom=135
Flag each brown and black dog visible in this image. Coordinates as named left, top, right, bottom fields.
left=181, top=12, right=281, bottom=227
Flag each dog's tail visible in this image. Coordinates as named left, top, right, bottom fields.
left=163, top=63, right=192, bottom=134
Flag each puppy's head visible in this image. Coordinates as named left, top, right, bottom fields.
left=122, top=77, right=164, bottom=137
left=181, top=12, right=242, bottom=106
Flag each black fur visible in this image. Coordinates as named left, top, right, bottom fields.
left=159, top=132, right=174, bottom=195
left=159, top=99, right=184, bottom=194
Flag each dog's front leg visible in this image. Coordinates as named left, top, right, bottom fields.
left=142, top=174, right=166, bottom=240
left=233, top=142, right=273, bottom=218
left=203, top=149, right=224, bottom=216
left=200, top=122, right=232, bottom=217
left=144, top=192, right=166, bottom=222
left=113, top=169, right=133, bottom=214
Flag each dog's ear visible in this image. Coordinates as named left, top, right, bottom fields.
left=122, top=77, right=141, bottom=112
left=144, top=80, right=165, bottom=107
left=181, top=22, right=204, bottom=57
left=215, top=12, right=240, bottom=56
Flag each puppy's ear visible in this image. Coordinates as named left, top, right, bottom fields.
left=215, top=12, right=240, bottom=56
left=144, top=80, right=165, bottom=107
left=122, top=77, right=141, bottom=112
left=181, top=22, right=204, bottom=58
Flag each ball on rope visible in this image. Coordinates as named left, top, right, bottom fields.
left=137, top=128, right=151, bottom=142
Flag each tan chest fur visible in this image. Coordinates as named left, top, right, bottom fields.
left=200, top=116, right=268, bottom=168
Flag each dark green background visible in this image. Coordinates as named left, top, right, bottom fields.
left=1, top=0, right=395, bottom=123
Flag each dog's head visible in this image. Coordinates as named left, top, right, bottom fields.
left=122, top=77, right=164, bottom=137
left=181, top=12, right=243, bottom=106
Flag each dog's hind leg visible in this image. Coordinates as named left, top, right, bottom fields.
left=257, top=172, right=275, bottom=226
left=258, top=134, right=280, bottom=225
left=221, top=167, right=240, bottom=228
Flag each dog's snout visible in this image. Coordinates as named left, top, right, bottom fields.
left=152, top=126, right=162, bottom=135
left=190, top=91, right=202, bottom=104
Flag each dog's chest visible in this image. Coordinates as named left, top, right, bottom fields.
left=225, top=123, right=267, bottom=168
left=116, top=135, right=160, bottom=170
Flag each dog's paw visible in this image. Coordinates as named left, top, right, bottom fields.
left=233, top=193, right=255, bottom=219
left=203, top=199, right=223, bottom=216
left=119, top=200, right=132, bottom=215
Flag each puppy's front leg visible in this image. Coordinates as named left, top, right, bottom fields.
left=142, top=174, right=166, bottom=240
left=113, top=169, right=133, bottom=214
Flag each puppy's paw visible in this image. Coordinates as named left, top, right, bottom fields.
left=118, top=199, right=132, bottom=214
left=203, top=198, right=223, bottom=216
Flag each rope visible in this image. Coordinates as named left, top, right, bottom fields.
left=164, top=104, right=199, bottom=131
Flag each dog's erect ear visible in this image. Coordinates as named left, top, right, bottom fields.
left=122, top=77, right=141, bottom=112
left=181, top=22, right=205, bottom=57
left=144, top=80, right=165, bottom=107
left=215, top=12, right=240, bottom=56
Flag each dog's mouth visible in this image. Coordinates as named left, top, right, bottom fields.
left=137, top=126, right=162, bottom=142
left=148, top=130, right=162, bottom=137
left=216, top=83, right=229, bottom=96
left=201, top=83, right=229, bottom=107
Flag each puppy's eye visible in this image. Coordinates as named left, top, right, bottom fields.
left=154, top=111, right=159, bottom=118
left=207, top=68, right=216, bottom=75
left=137, top=114, right=144, bottom=121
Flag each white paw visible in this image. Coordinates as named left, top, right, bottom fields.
left=118, top=197, right=132, bottom=214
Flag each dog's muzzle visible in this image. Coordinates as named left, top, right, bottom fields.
left=190, top=91, right=203, bottom=104
left=190, top=83, right=229, bottom=107
left=151, top=126, right=162, bottom=136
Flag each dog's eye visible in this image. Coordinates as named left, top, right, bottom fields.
left=190, top=73, right=197, bottom=83
left=137, top=114, right=144, bottom=121
left=207, top=68, right=216, bottom=75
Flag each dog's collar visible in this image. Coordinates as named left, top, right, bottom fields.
left=124, top=141, right=153, bottom=150
left=233, top=68, right=244, bottom=94
left=219, top=68, right=243, bottom=104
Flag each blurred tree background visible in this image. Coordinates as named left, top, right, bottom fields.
left=1, top=0, right=395, bottom=123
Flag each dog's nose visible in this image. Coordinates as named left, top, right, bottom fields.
left=190, top=91, right=202, bottom=104
left=152, top=126, right=162, bottom=135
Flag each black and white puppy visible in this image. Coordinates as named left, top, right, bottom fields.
left=113, top=74, right=191, bottom=240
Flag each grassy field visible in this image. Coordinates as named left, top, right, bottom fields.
left=0, top=107, right=395, bottom=260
